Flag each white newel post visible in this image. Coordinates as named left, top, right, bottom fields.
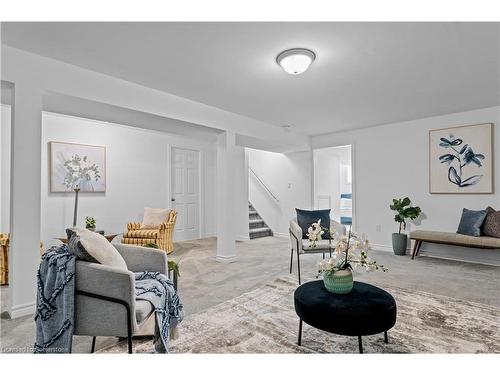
left=216, top=130, right=237, bottom=263
left=8, top=84, right=42, bottom=318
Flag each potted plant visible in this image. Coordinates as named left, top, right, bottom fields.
left=312, top=222, right=387, bottom=294
left=389, top=197, right=422, bottom=255
left=85, top=216, right=96, bottom=231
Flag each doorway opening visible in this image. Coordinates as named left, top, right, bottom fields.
left=313, top=145, right=353, bottom=228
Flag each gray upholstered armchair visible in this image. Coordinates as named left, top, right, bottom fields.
left=289, top=218, right=346, bottom=284
left=73, top=243, right=172, bottom=353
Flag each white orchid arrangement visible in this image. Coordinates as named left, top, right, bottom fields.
left=307, top=219, right=327, bottom=247
left=309, top=219, right=387, bottom=275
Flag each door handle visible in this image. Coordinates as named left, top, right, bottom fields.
left=171, top=198, right=176, bottom=202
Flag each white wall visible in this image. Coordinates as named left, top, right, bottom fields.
left=40, top=111, right=217, bottom=249
left=248, top=148, right=312, bottom=236
left=312, top=106, right=500, bottom=258
left=0, top=104, right=11, bottom=233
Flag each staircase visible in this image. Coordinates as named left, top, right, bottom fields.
left=248, top=203, right=273, bottom=239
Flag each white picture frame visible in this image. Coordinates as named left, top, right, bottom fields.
left=429, top=123, right=493, bottom=194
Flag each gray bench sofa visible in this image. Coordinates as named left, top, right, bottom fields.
left=410, top=230, right=500, bottom=259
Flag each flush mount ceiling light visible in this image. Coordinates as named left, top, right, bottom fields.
left=276, top=48, right=316, bottom=75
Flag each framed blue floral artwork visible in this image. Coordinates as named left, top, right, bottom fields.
left=50, top=141, right=106, bottom=193
left=429, top=123, right=493, bottom=194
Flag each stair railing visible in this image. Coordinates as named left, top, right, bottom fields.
left=248, top=166, right=280, bottom=203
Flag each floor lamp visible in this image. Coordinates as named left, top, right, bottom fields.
left=72, top=185, right=80, bottom=227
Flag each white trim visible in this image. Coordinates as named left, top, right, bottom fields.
left=215, top=254, right=238, bottom=264
left=369, top=243, right=410, bottom=253
left=273, top=232, right=289, bottom=239
left=8, top=301, right=35, bottom=319
left=369, top=243, right=395, bottom=252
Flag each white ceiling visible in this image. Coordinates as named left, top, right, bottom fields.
left=2, top=22, right=499, bottom=136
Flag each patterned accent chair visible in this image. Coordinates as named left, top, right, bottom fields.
left=121, top=210, right=177, bottom=254
left=1, top=233, right=44, bottom=285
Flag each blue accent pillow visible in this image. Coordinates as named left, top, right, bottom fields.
left=456, top=208, right=488, bottom=237
left=296, top=208, right=331, bottom=239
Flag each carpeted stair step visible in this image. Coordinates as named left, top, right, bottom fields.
left=249, top=211, right=261, bottom=220
left=249, top=219, right=266, bottom=229
left=248, top=202, right=273, bottom=239
left=249, top=227, right=273, bottom=239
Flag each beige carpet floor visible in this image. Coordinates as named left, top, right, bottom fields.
left=101, top=276, right=500, bottom=354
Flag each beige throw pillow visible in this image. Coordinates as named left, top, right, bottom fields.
left=75, top=228, right=128, bottom=270
left=140, top=207, right=171, bottom=229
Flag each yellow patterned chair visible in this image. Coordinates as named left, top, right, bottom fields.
left=1, top=233, right=44, bottom=285
left=121, top=210, right=177, bottom=254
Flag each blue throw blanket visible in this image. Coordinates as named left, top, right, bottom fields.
left=34, top=245, right=76, bottom=353
left=135, top=271, right=183, bottom=353
left=35, top=245, right=183, bottom=353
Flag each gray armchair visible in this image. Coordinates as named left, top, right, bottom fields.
left=73, top=243, right=173, bottom=353
left=289, top=218, right=346, bottom=284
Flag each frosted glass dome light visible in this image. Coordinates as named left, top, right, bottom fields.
left=276, top=48, right=316, bottom=75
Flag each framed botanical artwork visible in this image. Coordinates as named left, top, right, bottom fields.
left=429, top=123, right=493, bottom=194
left=50, top=141, right=106, bottom=193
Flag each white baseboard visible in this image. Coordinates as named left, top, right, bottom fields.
left=215, top=254, right=238, bottom=264
left=8, top=301, right=35, bottom=319
left=273, top=232, right=289, bottom=239
left=369, top=243, right=411, bottom=254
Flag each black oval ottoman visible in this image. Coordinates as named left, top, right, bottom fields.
left=294, top=280, right=397, bottom=353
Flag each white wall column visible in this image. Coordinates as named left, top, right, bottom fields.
left=8, top=84, right=42, bottom=318
left=235, top=147, right=249, bottom=241
left=0, top=104, right=11, bottom=232
left=215, top=130, right=237, bottom=263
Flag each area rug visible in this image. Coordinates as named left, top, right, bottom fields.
left=101, top=276, right=500, bottom=354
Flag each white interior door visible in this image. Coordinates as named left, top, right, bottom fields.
left=171, top=147, right=200, bottom=241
